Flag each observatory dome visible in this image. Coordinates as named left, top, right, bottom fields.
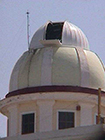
left=29, top=21, right=89, bottom=50
left=8, top=21, right=105, bottom=96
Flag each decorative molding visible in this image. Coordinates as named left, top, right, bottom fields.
left=6, top=85, right=105, bottom=98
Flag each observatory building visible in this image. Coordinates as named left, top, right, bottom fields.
left=0, top=21, right=105, bottom=139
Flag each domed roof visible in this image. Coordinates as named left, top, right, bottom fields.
left=9, top=47, right=105, bottom=92
left=29, top=21, right=89, bottom=50
left=8, top=21, right=105, bottom=97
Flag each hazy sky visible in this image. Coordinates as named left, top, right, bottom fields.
left=0, top=0, right=105, bottom=137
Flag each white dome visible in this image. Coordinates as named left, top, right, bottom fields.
left=7, top=21, right=105, bottom=97
left=29, top=21, right=89, bottom=50
left=9, top=47, right=105, bottom=93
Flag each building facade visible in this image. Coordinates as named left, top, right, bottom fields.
left=0, top=21, right=105, bottom=139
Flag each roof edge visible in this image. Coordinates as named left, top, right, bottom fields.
left=6, top=85, right=105, bottom=98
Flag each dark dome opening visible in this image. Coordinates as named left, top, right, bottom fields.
left=46, top=22, right=64, bottom=42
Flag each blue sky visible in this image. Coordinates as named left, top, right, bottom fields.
left=0, top=0, right=105, bottom=137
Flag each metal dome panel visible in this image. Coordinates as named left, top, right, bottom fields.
left=62, top=21, right=89, bottom=49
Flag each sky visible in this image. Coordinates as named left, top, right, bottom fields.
left=0, top=0, right=105, bottom=137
